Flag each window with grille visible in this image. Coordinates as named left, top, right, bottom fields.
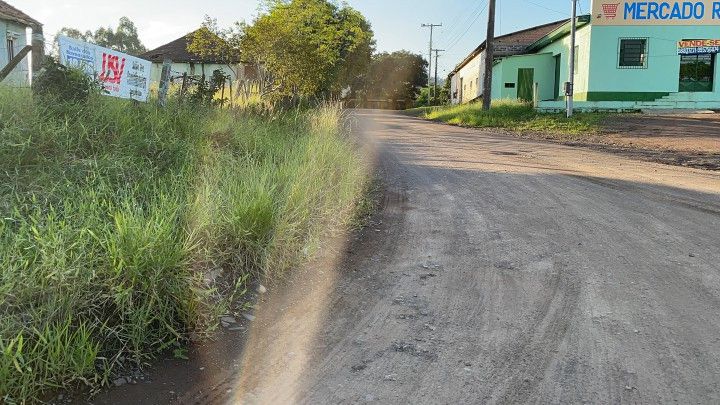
left=618, top=38, right=648, bottom=69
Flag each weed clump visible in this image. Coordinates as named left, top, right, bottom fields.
left=0, top=88, right=366, bottom=402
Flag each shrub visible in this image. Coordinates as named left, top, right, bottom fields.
left=31, top=58, right=103, bottom=103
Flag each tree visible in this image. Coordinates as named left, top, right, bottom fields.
left=194, top=0, right=375, bottom=100
left=54, top=17, right=147, bottom=56
left=92, top=17, right=147, bottom=55
left=364, top=51, right=428, bottom=103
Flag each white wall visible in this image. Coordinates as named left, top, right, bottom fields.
left=451, top=50, right=485, bottom=104
left=149, top=62, right=240, bottom=83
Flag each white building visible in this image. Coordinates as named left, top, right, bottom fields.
left=141, top=30, right=249, bottom=84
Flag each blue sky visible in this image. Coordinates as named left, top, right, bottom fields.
left=18, top=0, right=591, bottom=76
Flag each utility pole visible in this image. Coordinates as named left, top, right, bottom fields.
left=433, top=49, right=445, bottom=105
left=421, top=23, right=442, bottom=91
left=567, top=0, right=578, bottom=118
left=482, top=0, right=496, bottom=110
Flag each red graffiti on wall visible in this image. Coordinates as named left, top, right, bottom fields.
left=99, top=53, right=126, bottom=84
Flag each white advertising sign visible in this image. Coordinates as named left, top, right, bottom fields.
left=58, top=36, right=152, bottom=102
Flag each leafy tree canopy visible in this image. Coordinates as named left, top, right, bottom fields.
left=193, top=0, right=375, bottom=99
left=55, top=17, right=147, bottom=56
left=365, top=51, right=428, bottom=102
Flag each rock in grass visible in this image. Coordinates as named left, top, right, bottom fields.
left=242, top=313, right=255, bottom=321
left=220, top=316, right=236, bottom=324
left=113, top=377, right=127, bottom=387
left=257, top=284, right=267, bottom=294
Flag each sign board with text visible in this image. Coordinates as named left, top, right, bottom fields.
left=592, top=0, right=720, bottom=25
left=677, top=39, right=720, bottom=54
left=58, top=36, right=151, bottom=102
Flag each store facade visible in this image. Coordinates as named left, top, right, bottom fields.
left=450, top=0, right=720, bottom=109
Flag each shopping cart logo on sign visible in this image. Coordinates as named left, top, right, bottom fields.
left=601, top=3, right=621, bottom=19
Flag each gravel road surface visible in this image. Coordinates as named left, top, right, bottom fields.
left=92, top=110, right=720, bottom=404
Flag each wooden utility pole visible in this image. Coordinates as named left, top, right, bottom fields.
left=482, top=0, right=497, bottom=110
left=421, top=23, right=442, bottom=90
left=432, top=49, right=445, bottom=105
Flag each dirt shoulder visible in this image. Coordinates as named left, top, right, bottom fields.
left=541, top=112, right=720, bottom=170
left=437, top=111, right=720, bottom=171
left=410, top=109, right=720, bottom=170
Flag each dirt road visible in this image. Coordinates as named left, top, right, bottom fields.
left=91, top=111, right=720, bottom=404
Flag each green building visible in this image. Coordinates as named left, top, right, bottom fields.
left=449, top=0, right=720, bottom=110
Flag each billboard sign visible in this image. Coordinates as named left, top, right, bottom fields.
left=593, top=0, right=720, bottom=25
left=677, top=39, right=720, bottom=54
left=58, top=36, right=152, bottom=101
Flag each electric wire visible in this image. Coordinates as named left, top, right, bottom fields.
left=444, top=0, right=490, bottom=51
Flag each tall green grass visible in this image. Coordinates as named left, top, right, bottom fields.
left=0, top=88, right=367, bottom=402
left=419, top=99, right=605, bottom=135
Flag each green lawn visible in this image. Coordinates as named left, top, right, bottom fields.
left=411, top=100, right=606, bottom=135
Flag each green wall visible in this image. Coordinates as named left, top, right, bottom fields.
left=538, top=24, right=593, bottom=101
left=493, top=53, right=556, bottom=101
left=588, top=25, right=720, bottom=100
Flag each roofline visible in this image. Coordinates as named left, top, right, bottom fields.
left=141, top=29, right=242, bottom=64
left=0, top=1, right=42, bottom=28
left=449, top=18, right=570, bottom=76
left=526, top=14, right=591, bottom=53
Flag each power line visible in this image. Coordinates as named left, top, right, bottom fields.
left=421, top=23, right=442, bottom=89
left=518, top=0, right=568, bottom=16
left=445, top=0, right=489, bottom=51
left=442, top=0, right=488, bottom=50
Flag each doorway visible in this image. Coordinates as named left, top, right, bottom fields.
left=517, top=68, right=534, bottom=102
left=679, top=54, right=714, bottom=92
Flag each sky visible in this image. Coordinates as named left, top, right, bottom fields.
left=17, top=0, right=592, bottom=78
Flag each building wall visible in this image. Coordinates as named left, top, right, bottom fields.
left=537, top=24, right=592, bottom=101
left=451, top=51, right=484, bottom=104
left=149, top=62, right=239, bottom=83
left=492, top=53, right=556, bottom=101
left=586, top=25, right=720, bottom=101
left=0, top=20, right=30, bottom=86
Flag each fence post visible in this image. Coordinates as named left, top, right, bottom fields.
left=157, top=58, right=172, bottom=107
left=228, top=78, right=233, bottom=108
left=180, top=73, right=188, bottom=98
left=533, top=82, right=539, bottom=108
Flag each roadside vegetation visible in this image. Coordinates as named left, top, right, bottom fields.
left=414, top=100, right=606, bottom=135
left=0, top=84, right=367, bottom=402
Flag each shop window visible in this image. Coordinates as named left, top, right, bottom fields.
left=618, top=38, right=648, bottom=69
left=679, top=54, right=714, bottom=92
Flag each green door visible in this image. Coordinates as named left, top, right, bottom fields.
left=517, top=68, right=534, bottom=102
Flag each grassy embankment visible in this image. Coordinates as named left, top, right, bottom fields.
left=0, top=89, right=368, bottom=402
left=411, top=100, right=605, bottom=136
